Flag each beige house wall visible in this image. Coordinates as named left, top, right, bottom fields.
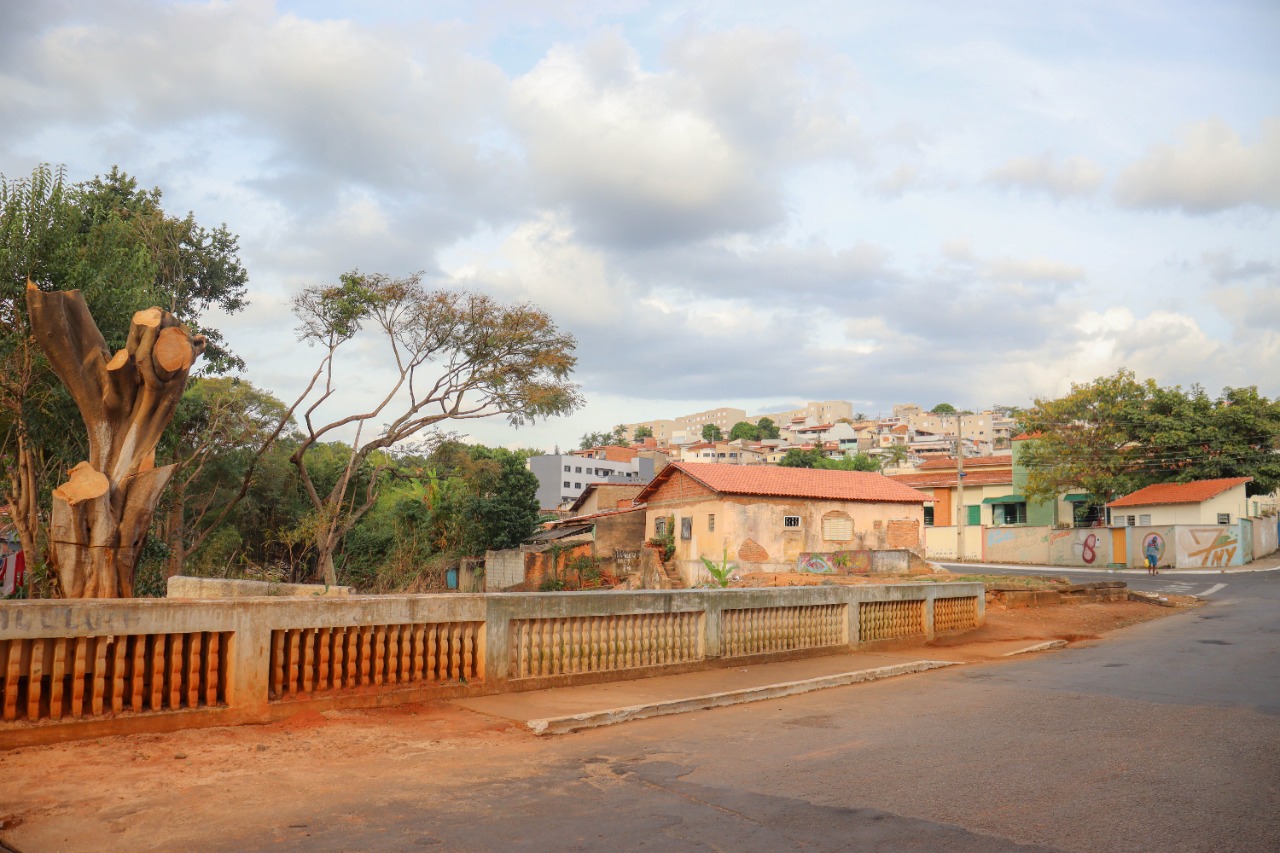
left=1111, top=485, right=1250, bottom=526
left=646, top=493, right=924, bottom=582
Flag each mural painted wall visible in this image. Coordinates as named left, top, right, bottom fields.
left=983, top=526, right=1050, bottom=564
left=1176, top=526, right=1243, bottom=568
left=1123, top=527, right=1174, bottom=568
left=797, top=550, right=870, bottom=574
left=1048, top=528, right=1112, bottom=567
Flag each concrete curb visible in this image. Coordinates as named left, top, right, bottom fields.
left=1004, top=640, right=1068, bottom=656
left=940, top=561, right=1280, bottom=576
left=525, top=660, right=959, bottom=735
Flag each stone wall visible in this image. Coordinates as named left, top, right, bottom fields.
left=0, top=581, right=984, bottom=748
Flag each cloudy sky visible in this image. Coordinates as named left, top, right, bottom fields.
left=3, top=1, right=1277, bottom=450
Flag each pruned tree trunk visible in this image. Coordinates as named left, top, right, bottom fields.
left=26, top=285, right=205, bottom=598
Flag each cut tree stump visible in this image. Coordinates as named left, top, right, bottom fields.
left=27, top=285, right=205, bottom=598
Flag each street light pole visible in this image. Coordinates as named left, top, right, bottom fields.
left=955, top=413, right=965, bottom=562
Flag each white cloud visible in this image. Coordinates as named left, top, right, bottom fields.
left=1115, top=118, right=1280, bottom=213
left=987, top=153, right=1104, bottom=198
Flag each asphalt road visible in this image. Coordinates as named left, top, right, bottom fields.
left=204, top=571, right=1280, bottom=853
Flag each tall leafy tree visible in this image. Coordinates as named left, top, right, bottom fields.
left=287, top=270, right=581, bottom=584
left=728, top=421, right=762, bottom=441
left=701, top=423, right=724, bottom=442
left=756, top=417, right=781, bottom=439
left=1019, top=369, right=1280, bottom=503
left=1, top=164, right=247, bottom=583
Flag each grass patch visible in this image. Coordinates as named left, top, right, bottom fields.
left=911, top=573, right=1064, bottom=590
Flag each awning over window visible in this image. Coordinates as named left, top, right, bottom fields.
left=1063, top=493, right=1093, bottom=502
left=981, top=495, right=1026, bottom=504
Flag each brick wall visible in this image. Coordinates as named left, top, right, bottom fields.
left=886, top=519, right=921, bottom=549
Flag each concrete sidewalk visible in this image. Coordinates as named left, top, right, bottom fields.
left=451, top=638, right=1045, bottom=735
left=943, top=551, right=1280, bottom=576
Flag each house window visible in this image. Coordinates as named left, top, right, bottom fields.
left=563, top=481, right=570, bottom=488
left=564, top=465, right=570, bottom=472
left=965, top=505, right=980, bottom=526
left=822, top=512, right=853, bottom=541
left=708, top=514, right=715, bottom=532
left=783, top=515, right=802, bottom=529
left=1217, top=513, right=1231, bottom=524
left=924, top=506, right=935, bottom=526
left=993, top=502, right=1026, bottom=526
left=1127, top=515, right=1136, bottom=527
left=1139, top=514, right=1151, bottom=526
left=575, top=466, right=582, bottom=473
left=680, top=517, right=692, bottom=540
left=574, top=482, right=581, bottom=489
left=654, top=518, right=667, bottom=536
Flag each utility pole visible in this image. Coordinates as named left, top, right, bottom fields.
left=955, top=413, right=965, bottom=562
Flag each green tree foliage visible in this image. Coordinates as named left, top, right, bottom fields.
left=728, top=420, right=762, bottom=441
left=157, top=378, right=296, bottom=577
left=1, top=164, right=247, bottom=580
left=287, top=270, right=580, bottom=584
left=579, top=430, right=613, bottom=450
left=777, top=449, right=881, bottom=471
left=756, top=417, right=781, bottom=439
left=880, top=443, right=911, bottom=470
left=1018, top=369, right=1280, bottom=503
left=931, top=403, right=957, bottom=414
left=632, top=425, right=653, bottom=441
left=701, top=423, right=724, bottom=442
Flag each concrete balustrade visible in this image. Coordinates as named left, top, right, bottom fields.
left=0, top=582, right=982, bottom=748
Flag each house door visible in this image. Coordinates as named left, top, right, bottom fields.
left=1111, top=527, right=1127, bottom=566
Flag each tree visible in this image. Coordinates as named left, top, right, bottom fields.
left=578, top=430, right=612, bottom=450
left=633, top=425, right=653, bottom=441
left=1018, top=369, right=1280, bottom=503
left=931, top=403, right=957, bottom=414
left=158, top=378, right=295, bottom=578
left=778, top=448, right=881, bottom=471
left=611, top=424, right=629, bottom=447
left=701, top=423, right=723, bottom=442
left=880, top=443, right=911, bottom=470
left=27, top=288, right=206, bottom=597
left=1, top=164, right=247, bottom=591
left=728, top=420, right=762, bottom=441
left=756, top=417, right=781, bottom=439
left=287, top=271, right=581, bottom=584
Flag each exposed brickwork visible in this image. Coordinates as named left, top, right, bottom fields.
left=643, top=471, right=718, bottom=508
left=886, top=519, right=920, bottom=549
left=737, top=539, right=770, bottom=563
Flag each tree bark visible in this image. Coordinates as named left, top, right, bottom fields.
left=26, top=286, right=205, bottom=598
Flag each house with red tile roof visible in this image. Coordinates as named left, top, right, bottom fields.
left=1107, top=477, right=1252, bottom=526
left=633, top=462, right=930, bottom=583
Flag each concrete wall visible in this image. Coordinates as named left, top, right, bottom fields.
left=167, top=577, right=355, bottom=598
left=982, top=526, right=1050, bottom=565
left=1252, top=516, right=1279, bottom=560
left=1046, top=527, right=1112, bottom=567
left=922, top=525, right=984, bottom=561
left=1173, top=525, right=1245, bottom=568
left=0, top=581, right=984, bottom=748
left=485, top=548, right=527, bottom=591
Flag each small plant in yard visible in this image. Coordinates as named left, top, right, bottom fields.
left=700, top=546, right=736, bottom=588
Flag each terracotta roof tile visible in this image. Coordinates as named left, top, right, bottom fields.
left=888, top=469, right=1014, bottom=488
left=637, top=462, right=929, bottom=503
left=917, top=455, right=1013, bottom=470
left=1107, top=477, right=1251, bottom=508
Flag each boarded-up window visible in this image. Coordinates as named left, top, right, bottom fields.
left=822, top=512, right=854, bottom=541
